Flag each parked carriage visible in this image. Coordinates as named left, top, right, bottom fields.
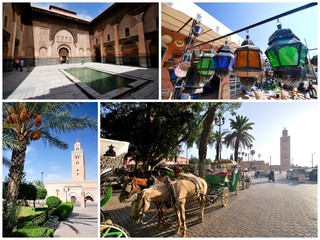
left=204, top=160, right=240, bottom=206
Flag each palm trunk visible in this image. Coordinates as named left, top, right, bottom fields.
left=3, top=144, right=27, bottom=215
left=234, top=139, right=240, bottom=162
left=198, top=106, right=217, bottom=178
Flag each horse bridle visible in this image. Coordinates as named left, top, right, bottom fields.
left=124, top=181, right=141, bottom=198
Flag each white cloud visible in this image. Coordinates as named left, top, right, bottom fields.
left=49, top=164, right=63, bottom=170
left=77, top=13, right=93, bottom=21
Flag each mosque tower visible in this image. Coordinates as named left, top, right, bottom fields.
left=71, top=139, right=86, bottom=181
left=280, top=127, right=291, bottom=170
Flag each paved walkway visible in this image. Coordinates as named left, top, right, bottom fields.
left=105, top=173, right=317, bottom=237
left=3, top=63, right=159, bottom=100
left=54, top=202, right=98, bottom=238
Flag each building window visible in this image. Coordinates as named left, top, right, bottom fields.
left=96, top=38, right=98, bottom=45
left=125, top=28, right=130, bottom=37
left=107, top=34, right=110, bottom=41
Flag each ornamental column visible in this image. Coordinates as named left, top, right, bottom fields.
left=113, top=24, right=122, bottom=65
left=134, top=13, right=148, bottom=68
left=99, top=31, right=105, bottom=63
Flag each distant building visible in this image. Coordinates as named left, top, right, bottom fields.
left=3, top=3, right=158, bottom=71
left=280, top=128, right=291, bottom=170
left=45, top=140, right=97, bottom=207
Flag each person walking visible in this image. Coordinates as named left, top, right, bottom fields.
left=19, top=58, right=24, bottom=71
left=15, top=58, right=20, bottom=71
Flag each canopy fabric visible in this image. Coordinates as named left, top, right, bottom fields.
left=100, top=138, right=129, bottom=157
left=161, top=1, right=243, bottom=50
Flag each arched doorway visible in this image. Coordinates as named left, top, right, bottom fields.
left=71, top=196, right=77, bottom=204
left=95, top=47, right=101, bottom=62
left=59, top=47, right=69, bottom=63
left=85, top=196, right=94, bottom=202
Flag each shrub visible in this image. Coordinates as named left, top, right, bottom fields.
left=3, top=203, right=21, bottom=236
left=8, top=222, right=53, bottom=237
left=45, top=196, right=61, bottom=209
left=53, top=202, right=74, bottom=220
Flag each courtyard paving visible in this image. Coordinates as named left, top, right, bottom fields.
left=54, top=202, right=98, bottom=238
left=103, top=172, right=317, bottom=237
left=3, top=63, right=159, bottom=100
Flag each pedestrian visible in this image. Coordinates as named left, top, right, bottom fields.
left=256, top=170, right=260, bottom=179
left=19, top=58, right=24, bottom=71
left=81, top=57, right=84, bottom=65
left=66, top=57, right=69, bottom=64
left=15, top=58, right=20, bottom=71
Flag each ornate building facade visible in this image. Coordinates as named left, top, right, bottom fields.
left=45, top=140, right=97, bottom=208
left=3, top=3, right=159, bottom=72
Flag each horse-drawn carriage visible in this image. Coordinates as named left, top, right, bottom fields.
left=204, top=159, right=240, bottom=206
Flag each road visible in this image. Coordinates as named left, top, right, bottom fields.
left=103, top=172, right=317, bottom=237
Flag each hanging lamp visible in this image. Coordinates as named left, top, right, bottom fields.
left=233, top=31, right=264, bottom=90
left=197, top=49, right=216, bottom=80
left=265, top=22, right=308, bottom=88
left=213, top=41, right=235, bottom=79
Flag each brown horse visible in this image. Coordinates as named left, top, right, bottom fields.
left=119, top=176, right=168, bottom=225
left=118, top=176, right=156, bottom=203
left=131, top=175, right=207, bottom=237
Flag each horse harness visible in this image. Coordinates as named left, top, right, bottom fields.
left=167, top=177, right=202, bottom=208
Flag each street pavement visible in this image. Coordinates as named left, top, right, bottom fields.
left=104, top=172, right=318, bottom=237
left=54, top=202, right=98, bottom=238
left=3, top=63, right=158, bottom=100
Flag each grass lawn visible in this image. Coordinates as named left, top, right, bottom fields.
left=18, top=206, right=48, bottom=227
left=19, top=206, right=47, bottom=217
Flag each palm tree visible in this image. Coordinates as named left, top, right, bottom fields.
left=2, top=102, right=97, bottom=216
left=250, top=149, right=256, bottom=161
left=224, top=115, right=255, bottom=162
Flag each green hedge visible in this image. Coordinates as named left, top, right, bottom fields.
left=53, top=202, right=74, bottom=220
left=46, top=196, right=61, bottom=209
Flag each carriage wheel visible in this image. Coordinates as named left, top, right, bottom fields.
left=221, top=187, right=229, bottom=207
left=100, top=210, right=106, bottom=223
left=100, top=223, right=130, bottom=238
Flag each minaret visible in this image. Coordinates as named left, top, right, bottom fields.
left=280, top=128, right=291, bottom=170
left=71, top=139, right=86, bottom=181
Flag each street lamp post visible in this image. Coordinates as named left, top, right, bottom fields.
left=41, top=172, right=43, bottom=185
left=64, top=187, right=70, bottom=202
left=214, top=113, right=225, bottom=160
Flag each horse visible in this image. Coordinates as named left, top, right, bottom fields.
left=119, top=175, right=169, bottom=225
left=118, top=176, right=155, bottom=202
left=131, top=175, right=207, bottom=237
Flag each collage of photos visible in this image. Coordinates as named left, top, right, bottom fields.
left=2, top=1, right=318, bottom=239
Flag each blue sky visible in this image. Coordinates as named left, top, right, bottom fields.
left=196, top=2, right=318, bottom=56
left=2, top=103, right=98, bottom=183
left=184, top=102, right=320, bottom=168
left=31, top=2, right=114, bottom=21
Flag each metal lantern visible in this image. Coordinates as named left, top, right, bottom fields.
left=265, top=23, right=308, bottom=88
left=234, top=34, right=264, bottom=90
left=197, top=50, right=216, bottom=77
left=193, top=24, right=204, bottom=37
left=213, top=42, right=235, bottom=79
left=184, top=62, right=203, bottom=89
